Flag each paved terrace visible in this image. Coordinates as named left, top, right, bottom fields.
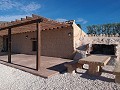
left=0, top=54, right=72, bottom=78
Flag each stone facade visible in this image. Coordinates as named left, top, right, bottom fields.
left=82, top=36, right=120, bottom=64
left=0, top=22, right=86, bottom=59
left=2, top=27, right=74, bottom=59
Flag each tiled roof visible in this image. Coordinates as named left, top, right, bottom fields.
left=0, top=14, right=72, bottom=36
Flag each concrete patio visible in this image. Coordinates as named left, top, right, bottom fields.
left=0, top=54, right=73, bottom=78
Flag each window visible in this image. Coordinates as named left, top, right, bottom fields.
left=32, top=41, right=37, bottom=51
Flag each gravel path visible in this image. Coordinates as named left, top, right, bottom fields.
left=0, top=64, right=120, bottom=90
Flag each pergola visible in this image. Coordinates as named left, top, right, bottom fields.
left=0, top=14, right=71, bottom=77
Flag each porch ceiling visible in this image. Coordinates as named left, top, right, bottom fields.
left=0, top=14, right=71, bottom=36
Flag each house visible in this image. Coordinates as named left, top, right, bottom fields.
left=0, top=15, right=86, bottom=59
left=0, top=14, right=87, bottom=77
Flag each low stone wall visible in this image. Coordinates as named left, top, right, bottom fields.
left=77, top=36, right=120, bottom=64
left=83, top=36, right=120, bottom=44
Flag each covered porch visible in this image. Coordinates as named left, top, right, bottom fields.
left=0, top=14, right=72, bottom=78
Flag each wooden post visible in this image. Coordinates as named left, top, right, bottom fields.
left=8, top=28, right=11, bottom=63
left=36, top=22, right=41, bottom=70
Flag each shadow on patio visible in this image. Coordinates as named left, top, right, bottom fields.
left=0, top=54, right=73, bottom=78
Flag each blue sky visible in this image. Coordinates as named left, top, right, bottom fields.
left=0, top=0, right=120, bottom=32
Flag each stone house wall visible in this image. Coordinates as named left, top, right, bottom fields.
left=10, top=27, right=74, bottom=59
left=0, top=22, right=86, bottom=59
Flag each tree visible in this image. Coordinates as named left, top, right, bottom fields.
left=87, top=26, right=93, bottom=34
left=87, top=23, right=120, bottom=36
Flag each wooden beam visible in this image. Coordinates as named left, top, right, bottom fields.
left=0, top=19, right=42, bottom=30
left=36, top=22, right=41, bottom=70
left=8, top=28, right=11, bottom=63
left=26, top=16, right=33, bottom=20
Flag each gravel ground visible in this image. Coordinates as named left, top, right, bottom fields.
left=0, top=64, right=120, bottom=90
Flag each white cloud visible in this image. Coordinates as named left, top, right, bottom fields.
left=82, top=20, right=88, bottom=24
left=76, top=18, right=88, bottom=24
left=0, top=0, right=41, bottom=12
left=56, top=18, right=68, bottom=22
left=21, top=2, right=41, bottom=12
left=0, top=15, right=31, bottom=21
left=56, top=18, right=88, bottom=24
left=0, top=0, right=18, bottom=10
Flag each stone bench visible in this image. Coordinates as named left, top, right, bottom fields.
left=114, top=61, right=120, bottom=83
left=64, top=61, right=83, bottom=74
